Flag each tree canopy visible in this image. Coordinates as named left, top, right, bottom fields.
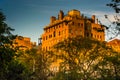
left=0, top=10, right=28, bottom=80
left=53, top=36, right=120, bottom=80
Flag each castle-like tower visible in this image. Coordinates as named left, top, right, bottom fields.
left=41, top=9, right=105, bottom=51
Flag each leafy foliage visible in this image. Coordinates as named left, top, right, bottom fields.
left=0, top=10, right=29, bottom=80
left=0, top=11, right=16, bottom=45
left=105, top=0, right=120, bottom=40
left=18, top=47, right=54, bottom=80
left=53, top=36, right=120, bottom=80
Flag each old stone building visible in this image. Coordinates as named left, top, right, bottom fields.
left=13, top=36, right=36, bottom=50
left=107, top=39, right=120, bottom=52
left=41, top=9, right=105, bottom=51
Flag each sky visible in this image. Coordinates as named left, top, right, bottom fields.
left=0, top=0, right=114, bottom=44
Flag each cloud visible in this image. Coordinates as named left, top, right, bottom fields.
left=82, top=10, right=115, bottom=26
left=81, top=10, right=120, bottom=41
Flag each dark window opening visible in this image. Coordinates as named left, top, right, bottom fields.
left=78, top=23, right=80, bottom=26
left=46, top=36, right=47, bottom=40
left=86, top=33, right=89, bottom=37
left=53, top=31, right=56, bottom=37
left=43, top=37, right=45, bottom=41
left=59, top=31, right=60, bottom=36
left=46, top=47, right=47, bottom=51
left=72, top=22, right=74, bottom=25
left=81, top=23, right=83, bottom=27
left=91, top=33, right=93, bottom=37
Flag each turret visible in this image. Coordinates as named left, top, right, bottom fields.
left=96, top=18, right=98, bottom=24
left=92, top=15, right=95, bottom=23
left=58, top=10, right=64, bottom=20
left=50, top=16, right=56, bottom=23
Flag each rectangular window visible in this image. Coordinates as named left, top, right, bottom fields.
left=49, top=35, right=50, bottom=38
left=72, top=22, right=74, bottom=25
left=97, top=35, right=99, bottom=38
left=59, top=25, right=60, bottom=28
left=59, top=31, right=60, bottom=36
left=78, top=23, right=80, bottom=26
left=65, top=22, right=68, bottom=26
left=100, top=36, right=102, bottom=39
left=51, top=35, right=52, bottom=38
left=43, top=37, right=45, bottom=41
left=46, top=47, right=47, bottom=51
left=91, top=33, right=93, bottom=37
left=46, top=36, right=47, bottom=40
left=69, top=29, right=72, bottom=33
left=81, top=23, right=83, bottom=27
left=94, top=35, right=96, bottom=38
left=87, top=33, right=89, bottom=37
left=53, top=31, right=56, bottom=37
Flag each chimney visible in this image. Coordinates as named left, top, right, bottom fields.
left=92, top=15, right=95, bottom=23
left=50, top=16, right=56, bottom=23
left=96, top=18, right=98, bottom=24
left=58, top=10, right=64, bottom=20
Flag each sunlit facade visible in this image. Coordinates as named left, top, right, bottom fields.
left=41, top=9, right=105, bottom=51
left=40, top=9, right=105, bottom=73
left=13, top=36, right=36, bottom=50
left=107, top=39, right=120, bottom=52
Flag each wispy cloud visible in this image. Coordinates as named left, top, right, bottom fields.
left=82, top=10, right=115, bottom=25
left=81, top=10, right=119, bottom=40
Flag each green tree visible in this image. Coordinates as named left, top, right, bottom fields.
left=0, top=10, right=15, bottom=79
left=94, top=49, right=120, bottom=80
left=0, top=11, right=15, bottom=44
left=0, top=10, right=29, bottom=80
left=53, top=36, right=120, bottom=80
left=6, top=60, right=29, bottom=80
left=18, top=47, right=54, bottom=80
left=53, top=36, right=108, bottom=80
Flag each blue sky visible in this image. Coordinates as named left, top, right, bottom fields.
left=0, top=0, right=114, bottom=43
